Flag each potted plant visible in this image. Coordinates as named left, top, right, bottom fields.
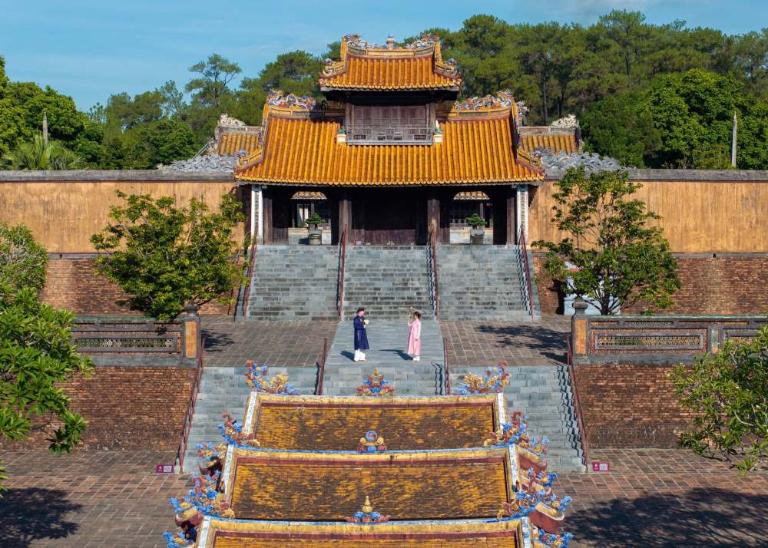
left=466, top=213, right=486, bottom=244
left=305, top=212, right=324, bottom=245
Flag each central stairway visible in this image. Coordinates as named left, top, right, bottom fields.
left=321, top=320, right=445, bottom=396
left=342, top=246, right=432, bottom=320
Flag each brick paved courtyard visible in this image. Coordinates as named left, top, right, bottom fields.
left=442, top=315, right=570, bottom=365
left=2, top=448, right=765, bottom=547
left=202, top=316, right=338, bottom=367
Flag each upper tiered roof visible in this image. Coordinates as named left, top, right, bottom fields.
left=319, top=34, right=461, bottom=92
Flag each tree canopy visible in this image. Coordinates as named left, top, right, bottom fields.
left=671, top=327, right=768, bottom=472
left=0, top=222, right=48, bottom=291
left=533, top=168, right=680, bottom=314
left=1, top=11, right=768, bottom=169
left=91, top=192, right=244, bottom=320
left=0, top=225, right=92, bottom=491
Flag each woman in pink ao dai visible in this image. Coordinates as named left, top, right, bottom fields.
left=407, top=310, right=422, bottom=361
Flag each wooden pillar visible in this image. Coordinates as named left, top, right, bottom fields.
left=427, top=192, right=440, bottom=241
left=439, top=190, right=451, bottom=244
left=338, top=193, right=352, bottom=242
left=506, top=186, right=516, bottom=245
left=262, top=188, right=273, bottom=244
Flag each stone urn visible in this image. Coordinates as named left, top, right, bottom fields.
left=466, top=213, right=486, bottom=245
left=469, top=227, right=485, bottom=245
left=305, top=213, right=323, bottom=245
left=308, top=226, right=322, bottom=245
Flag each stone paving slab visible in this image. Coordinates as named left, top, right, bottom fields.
left=0, top=450, right=189, bottom=548
left=2, top=449, right=766, bottom=547
left=441, top=315, right=570, bottom=366
left=559, top=449, right=768, bottom=547
left=202, top=316, right=338, bottom=367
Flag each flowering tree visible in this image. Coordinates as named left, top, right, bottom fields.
left=671, top=328, right=768, bottom=472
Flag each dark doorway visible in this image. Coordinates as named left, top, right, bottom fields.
left=353, top=190, right=426, bottom=245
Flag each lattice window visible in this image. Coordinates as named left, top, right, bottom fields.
left=75, top=336, right=179, bottom=352
left=592, top=332, right=706, bottom=352
left=347, top=105, right=432, bottom=144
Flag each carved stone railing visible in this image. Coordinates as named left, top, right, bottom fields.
left=569, top=301, right=767, bottom=365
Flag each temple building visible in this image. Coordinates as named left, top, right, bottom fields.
left=232, top=34, right=554, bottom=246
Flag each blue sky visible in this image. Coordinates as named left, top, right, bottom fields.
left=1, top=0, right=766, bottom=109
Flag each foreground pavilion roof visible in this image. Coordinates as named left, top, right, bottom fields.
left=242, top=393, right=504, bottom=450
left=195, top=516, right=526, bottom=547
left=221, top=446, right=514, bottom=521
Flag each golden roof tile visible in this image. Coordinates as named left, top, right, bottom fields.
left=198, top=517, right=524, bottom=547
left=518, top=128, right=580, bottom=155
left=242, top=393, right=501, bottom=451
left=234, top=111, right=543, bottom=186
left=319, top=34, right=461, bottom=91
left=224, top=447, right=513, bottom=522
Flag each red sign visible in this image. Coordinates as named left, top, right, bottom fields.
left=591, top=461, right=610, bottom=472
left=155, top=464, right=175, bottom=474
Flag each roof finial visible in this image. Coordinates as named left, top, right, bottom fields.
left=386, top=35, right=395, bottom=50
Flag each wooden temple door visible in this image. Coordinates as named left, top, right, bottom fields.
left=358, top=191, right=423, bottom=245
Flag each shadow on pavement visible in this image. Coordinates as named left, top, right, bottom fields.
left=568, top=487, right=768, bottom=547
left=0, top=487, right=81, bottom=546
left=476, top=323, right=568, bottom=363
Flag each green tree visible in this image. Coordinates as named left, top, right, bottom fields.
left=2, top=133, right=83, bottom=169
left=0, top=285, right=92, bottom=492
left=91, top=192, right=244, bottom=320
left=647, top=69, right=738, bottom=168
left=582, top=90, right=660, bottom=167
left=121, top=118, right=198, bottom=168
left=534, top=168, right=680, bottom=314
left=186, top=54, right=242, bottom=108
left=0, top=222, right=48, bottom=292
left=254, top=51, right=322, bottom=97
left=671, top=327, right=768, bottom=472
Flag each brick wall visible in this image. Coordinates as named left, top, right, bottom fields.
left=573, top=363, right=692, bottom=448
left=1, top=366, right=196, bottom=451
left=652, top=255, right=768, bottom=315
left=41, top=257, right=230, bottom=315
left=534, top=253, right=768, bottom=316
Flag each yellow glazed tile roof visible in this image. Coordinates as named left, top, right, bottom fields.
left=217, top=132, right=261, bottom=156
left=320, top=55, right=460, bottom=90
left=235, top=115, right=543, bottom=185
left=518, top=130, right=580, bottom=155
left=244, top=393, right=500, bottom=451
left=225, top=447, right=512, bottom=521
left=198, top=517, right=523, bottom=547
left=319, top=34, right=461, bottom=91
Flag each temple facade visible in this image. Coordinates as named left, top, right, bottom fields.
left=233, top=35, right=551, bottom=246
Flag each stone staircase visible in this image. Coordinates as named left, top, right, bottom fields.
left=321, top=320, right=445, bottom=396
left=246, top=245, right=339, bottom=320
left=450, top=365, right=585, bottom=472
left=181, top=365, right=318, bottom=471
left=437, top=245, right=535, bottom=321
left=342, top=246, right=432, bottom=320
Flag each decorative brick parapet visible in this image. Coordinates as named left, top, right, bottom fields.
left=569, top=310, right=766, bottom=365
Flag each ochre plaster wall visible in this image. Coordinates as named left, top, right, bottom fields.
left=529, top=180, right=768, bottom=253
left=0, top=179, right=240, bottom=252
